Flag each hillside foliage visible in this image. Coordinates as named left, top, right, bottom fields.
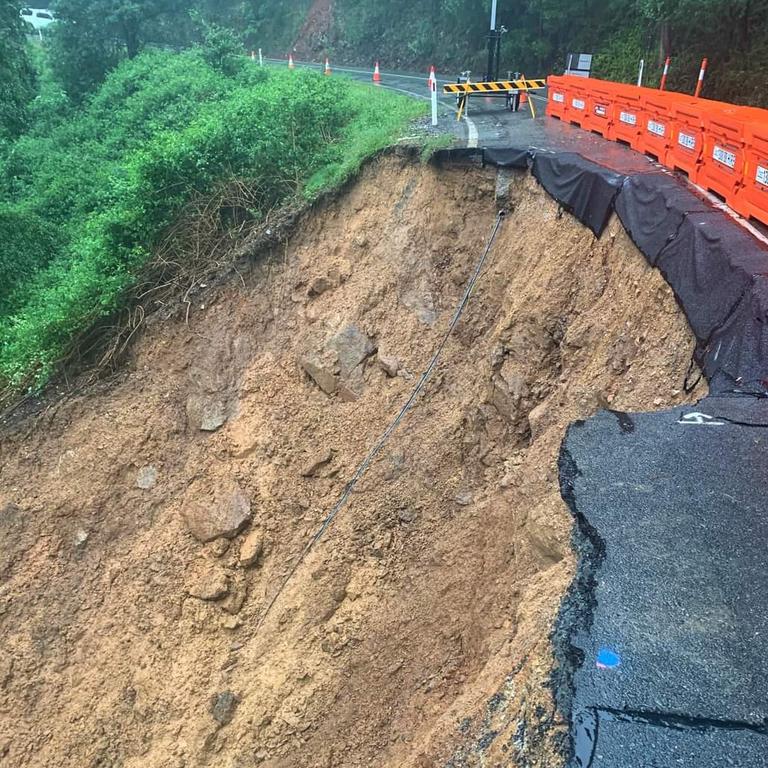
left=0, top=44, right=422, bottom=392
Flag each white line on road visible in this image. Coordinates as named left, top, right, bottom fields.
left=466, top=117, right=479, bottom=148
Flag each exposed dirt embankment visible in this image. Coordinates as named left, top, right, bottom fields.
left=0, top=155, right=705, bottom=768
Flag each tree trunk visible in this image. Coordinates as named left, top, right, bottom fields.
left=658, top=19, right=670, bottom=66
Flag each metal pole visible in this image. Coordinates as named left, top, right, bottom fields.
left=637, top=58, right=645, bottom=86
left=258, top=48, right=263, bottom=66
left=490, top=0, right=497, bottom=30
left=566, top=53, right=573, bottom=76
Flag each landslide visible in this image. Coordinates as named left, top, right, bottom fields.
left=0, top=153, right=706, bottom=768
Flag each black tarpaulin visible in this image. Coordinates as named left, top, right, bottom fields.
left=614, top=173, right=711, bottom=265
left=699, top=276, right=768, bottom=395
left=532, top=151, right=624, bottom=236
left=654, top=210, right=768, bottom=345
left=483, top=146, right=530, bottom=169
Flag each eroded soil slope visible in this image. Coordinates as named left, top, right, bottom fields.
left=0, top=155, right=704, bottom=768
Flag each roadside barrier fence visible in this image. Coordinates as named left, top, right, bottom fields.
left=546, top=75, right=768, bottom=227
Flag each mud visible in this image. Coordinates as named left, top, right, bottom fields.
left=0, top=154, right=705, bottom=768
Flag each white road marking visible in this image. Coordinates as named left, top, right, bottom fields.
left=466, top=117, right=480, bottom=148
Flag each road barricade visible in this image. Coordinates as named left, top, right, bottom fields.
left=545, top=75, right=569, bottom=120
left=699, top=107, right=749, bottom=203
left=735, top=119, right=768, bottom=227
left=583, top=79, right=616, bottom=137
left=566, top=80, right=589, bottom=127
left=639, top=90, right=680, bottom=164
left=667, top=99, right=709, bottom=179
left=609, top=84, right=644, bottom=149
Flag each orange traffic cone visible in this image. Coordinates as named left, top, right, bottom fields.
left=520, top=73, right=528, bottom=105
left=427, top=65, right=436, bottom=90
left=288, top=54, right=295, bottom=70
left=372, top=61, right=382, bottom=84
left=324, top=57, right=331, bottom=76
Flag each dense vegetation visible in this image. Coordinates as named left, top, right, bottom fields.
left=0, top=35, right=422, bottom=393
left=327, top=0, right=768, bottom=106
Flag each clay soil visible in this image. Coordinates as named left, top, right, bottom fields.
left=0, top=154, right=705, bottom=768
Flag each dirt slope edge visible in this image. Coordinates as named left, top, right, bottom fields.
left=0, top=153, right=705, bottom=768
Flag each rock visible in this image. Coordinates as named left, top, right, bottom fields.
left=527, top=400, right=551, bottom=442
left=238, top=529, right=264, bottom=568
left=308, top=276, right=333, bottom=297
left=300, top=352, right=339, bottom=395
left=73, top=529, right=89, bottom=548
left=301, top=449, right=333, bottom=477
left=495, top=168, right=514, bottom=203
left=397, top=508, right=416, bottom=524
left=186, top=395, right=228, bottom=432
left=136, top=465, right=157, bottom=490
left=378, top=354, right=400, bottom=378
left=221, top=615, right=242, bottom=630
left=206, top=538, right=230, bottom=558
left=337, top=366, right=365, bottom=402
left=328, top=325, right=376, bottom=378
left=181, top=480, right=252, bottom=543
left=454, top=491, right=473, bottom=506
left=210, top=691, right=239, bottom=726
left=188, top=566, right=229, bottom=601
left=401, top=283, right=437, bottom=326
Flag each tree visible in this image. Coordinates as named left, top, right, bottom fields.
left=0, top=0, right=36, bottom=139
left=48, top=0, right=185, bottom=100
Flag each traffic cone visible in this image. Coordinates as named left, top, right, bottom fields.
left=427, top=65, right=436, bottom=90
left=520, top=73, right=528, bottom=105
left=288, top=54, right=295, bottom=70
left=372, top=61, right=382, bottom=84
left=324, top=57, right=331, bottom=76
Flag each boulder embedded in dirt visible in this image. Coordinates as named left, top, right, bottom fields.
left=136, top=465, right=157, bottom=490
left=187, top=565, right=230, bottom=601
left=299, top=352, right=339, bottom=394
left=210, top=691, right=238, bottom=726
left=181, top=480, right=252, bottom=542
left=308, top=276, right=333, bottom=297
left=186, top=394, right=229, bottom=432
left=378, top=354, right=400, bottom=378
left=328, top=325, right=376, bottom=378
left=238, top=529, right=264, bottom=568
left=301, top=449, right=333, bottom=477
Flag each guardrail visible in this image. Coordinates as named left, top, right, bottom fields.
left=546, top=75, right=768, bottom=227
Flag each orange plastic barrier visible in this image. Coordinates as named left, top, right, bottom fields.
left=609, top=85, right=644, bottom=149
left=583, top=80, right=616, bottom=137
left=639, top=90, right=680, bottom=164
left=667, top=99, right=708, bottom=179
left=566, top=80, right=589, bottom=127
left=735, top=119, right=768, bottom=227
left=546, top=76, right=570, bottom=121
left=543, top=75, right=768, bottom=225
left=699, top=107, right=749, bottom=202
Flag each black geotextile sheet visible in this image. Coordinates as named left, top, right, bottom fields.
left=614, top=173, right=712, bottom=264
left=482, top=146, right=529, bottom=169
left=531, top=152, right=625, bottom=237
